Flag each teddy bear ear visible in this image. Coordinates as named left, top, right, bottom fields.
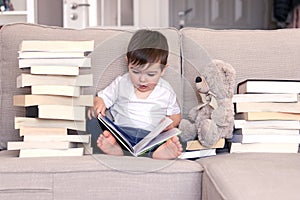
left=195, top=76, right=202, bottom=83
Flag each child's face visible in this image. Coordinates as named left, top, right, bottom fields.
left=128, top=62, right=165, bottom=93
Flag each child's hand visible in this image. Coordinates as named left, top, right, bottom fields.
left=87, top=97, right=107, bottom=119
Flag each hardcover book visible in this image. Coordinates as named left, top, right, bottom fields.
left=97, top=114, right=181, bottom=157
left=237, top=79, right=300, bottom=94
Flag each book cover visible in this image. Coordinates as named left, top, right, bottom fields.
left=186, top=138, right=225, bottom=151
left=97, top=114, right=181, bottom=157
left=237, top=79, right=300, bottom=94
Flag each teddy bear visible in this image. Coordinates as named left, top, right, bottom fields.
left=179, top=59, right=236, bottom=147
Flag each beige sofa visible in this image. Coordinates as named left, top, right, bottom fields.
left=0, top=23, right=300, bottom=200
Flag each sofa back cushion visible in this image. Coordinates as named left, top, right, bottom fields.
left=181, top=28, right=300, bottom=91
left=0, top=23, right=181, bottom=149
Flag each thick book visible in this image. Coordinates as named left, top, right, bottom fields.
left=15, top=117, right=86, bottom=131
left=234, top=119, right=300, bottom=129
left=186, top=138, right=225, bottom=151
left=230, top=133, right=300, bottom=144
left=17, top=74, right=93, bottom=88
left=230, top=142, right=299, bottom=153
left=19, top=126, right=68, bottom=136
left=18, top=51, right=90, bottom=59
left=23, top=134, right=90, bottom=143
left=237, top=79, right=300, bottom=94
left=234, top=128, right=299, bottom=135
left=26, top=105, right=86, bottom=121
left=97, top=114, right=181, bottom=157
left=233, top=93, right=299, bottom=103
left=235, top=112, right=300, bottom=121
left=14, top=94, right=93, bottom=107
left=235, top=102, right=300, bottom=113
left=7, top=141, right=75, bottom=150
left=30, top=65, right=80, bottom=76
left=19, top=148, right=84, bottom=158
left=31, top=85, right=81, bottom=97
left=19, top=40, right=94, bottom=52
left=19, top=57, right=91, bottom=68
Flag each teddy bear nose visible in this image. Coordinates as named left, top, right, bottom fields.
left=195, top=76, right=202, bottom=83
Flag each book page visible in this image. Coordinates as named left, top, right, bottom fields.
left=98, top=115, right=134, bottom=153
left=134, top=128, right=181, bottom=156
left=133, top=117, right=173, bottom=153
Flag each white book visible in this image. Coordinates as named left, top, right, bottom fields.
left=37, top=105, right=86, bottom=121
left=233, top=93, right=299, bottom=103
left=234, top=120, right=300, bottom=130
left=31, top=65, right=79, bottom=76
left=19, top=57, right=91, bottom=68
left=230, top=143, right=299, bottom=153
left=234, top=128, right=299, bottom=135
left=19, top=148, right=84, bottom=158
left=235, top=102, right=300, bottom=113
left=31, top=85, right=81, bottom=97
left=18, top=51, right=90, bottom=59
left=23, top=134, right=90, bottom=143
left=15, top=117, right=86, bottom=131
left=14, top=94, right=93, bottom=107
left=19, top=40, right=94, bottom=52
left=17, top=74, right=93, bottom=87
left=7, top=141, right=73, bottom=150
left=19, top=127, right=68, bottom=136
left=237, top=79, right=300, bottom=94
left=178, top=149, right=216, bottom=159
left=231, top=133, right=300, bottom=144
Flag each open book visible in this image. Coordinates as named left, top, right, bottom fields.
left=97, top=114, right=181, bottom=157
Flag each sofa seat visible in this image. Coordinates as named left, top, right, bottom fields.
left=198, top=153, right=300, bottom=200
left=0, top=150, right=203, bottom=200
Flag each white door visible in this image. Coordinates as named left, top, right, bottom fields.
left=63, top=0, right=90, bottom=28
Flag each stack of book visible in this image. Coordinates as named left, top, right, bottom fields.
left=8, top=40, right=95, bottom=157
left=230, top=79, right=300, bottom=153
left=179, top=138, right=225, bottom=159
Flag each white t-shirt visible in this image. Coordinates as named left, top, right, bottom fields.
left=97, top=73, right=180, bottom=131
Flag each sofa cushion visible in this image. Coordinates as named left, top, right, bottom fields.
left=181, top=28, right=300, bottom=93
left=0, top=23, right=181, bottom=150
left=198, top=153, right=300, bottom=200
left=0, top=151, right=203, bottom=200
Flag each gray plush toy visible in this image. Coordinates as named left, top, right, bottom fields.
left=179, top=59, right=236, bottom=147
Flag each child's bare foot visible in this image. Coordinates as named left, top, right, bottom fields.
left=152, top=136, right=183, bottom=160
left=97, top=130, right=124, bottom=156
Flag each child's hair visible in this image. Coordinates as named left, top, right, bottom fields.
left=126, top=29, right=169, bottom=68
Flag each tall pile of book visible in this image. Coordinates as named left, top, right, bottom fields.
left=230, top=79, right=300, bottom=153
left=7, top=40, right=95, bottom=157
